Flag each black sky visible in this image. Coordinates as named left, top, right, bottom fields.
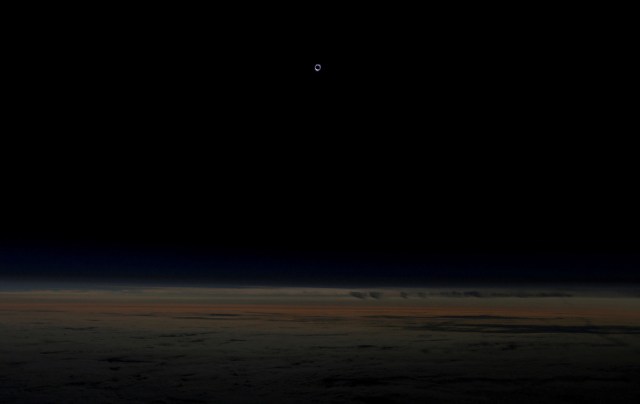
left=2, top=5, right=637, bottom=285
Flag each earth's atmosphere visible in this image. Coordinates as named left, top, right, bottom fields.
left=1, top=285, right=639, bottom=403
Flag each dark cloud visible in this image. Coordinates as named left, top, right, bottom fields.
left=349, top=291, right=384, bottom=299
left=406, top=323, right=640, bottom=334
left=369, top=292, right=384, bottom=299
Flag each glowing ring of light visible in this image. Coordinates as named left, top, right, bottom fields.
left=314, top=64, right=321, bottom=72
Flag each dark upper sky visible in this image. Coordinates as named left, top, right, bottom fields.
left=2, top=5, right=637, bottom=285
